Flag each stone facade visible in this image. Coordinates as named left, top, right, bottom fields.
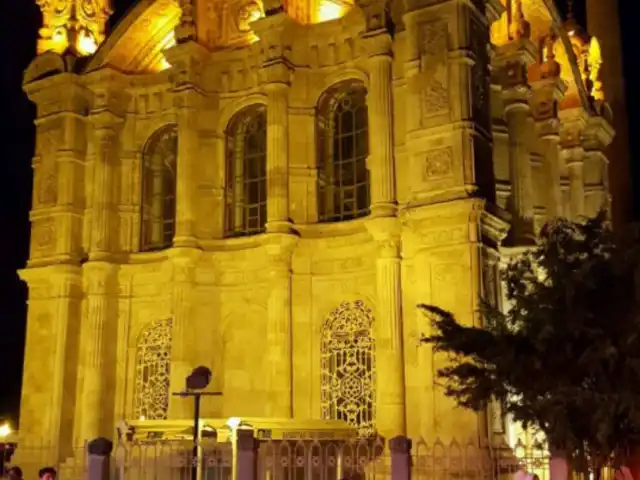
left=18, top=0, right=614, bottom=465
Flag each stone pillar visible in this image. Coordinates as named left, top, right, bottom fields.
left=566, top=148, right=585, bottom=219
left=86, top=437, right=113, bottom=480
left=164, top=41, right=208, bottom=245
left=582, top=117, right=614, bottom=216
left=79, top=262, right=114, bottom=441
left=362, top=32, right=396, bottom=218
left=168, top=250, right=201, bottom=419
left=265, top=236, right=297, bottom=418
left=264, top=70, right=291, bottom=234
left=531, top=32, right=566, bottom=221
left=366, top=218, right=406, bottom=437
left=174, top=89, right=203, bottom=247
left=532, top=77, right=566, bottom=220
left=236, top=429, right=259, bottom=480
left=495, top=39, right=537, bottom=243
left=389, top=436, right=411, bottom=480
left=89, top=123, right=120, bottom=259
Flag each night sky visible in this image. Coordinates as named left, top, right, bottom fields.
left=0, top=0, right=637, bottom=426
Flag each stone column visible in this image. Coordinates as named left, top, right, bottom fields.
left=174, top=89, right=202, bottom=247
left=532, top=33, right=566, bottom=221
left=164, top=41, right=208, bottom=246
left=265, top=236, right=297, bottom=418
left=566, top=148, right=585, bottom=219
left=496, top=39, right=536, bottom=243
left=366, top=218, right=405, bottom=437
left=532, top=77, right=566, bottom=220
left=582, top=117, right=614, bottom=216
left=79, top=262, right=114, bottom=441
left=89, top=124, right=119, bottom=259
left=264, top=66, right=292, bottom=234
left=362, top=32, right=396, bottom=218
left=168, top=251, right=200, bottom=419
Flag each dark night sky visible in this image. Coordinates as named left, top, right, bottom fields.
left=0, top=0, right=636, bottom=425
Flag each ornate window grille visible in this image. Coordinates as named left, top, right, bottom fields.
left=224, top=105, right=267, bottom=237
left=140, top=124, right=178, bottom=251
left=320, top=301, right=376, bottom=437
left=317, top=82, right=370, bottom=222
left=134, top=318, right=173, bottom=420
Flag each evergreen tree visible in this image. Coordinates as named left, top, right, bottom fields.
left=421, top=212, right=640, bottom=470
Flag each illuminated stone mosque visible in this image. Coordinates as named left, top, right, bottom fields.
left=17, top=0, right=621, bottom=465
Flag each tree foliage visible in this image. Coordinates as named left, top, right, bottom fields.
left=421, top=212, right=640, bottom=465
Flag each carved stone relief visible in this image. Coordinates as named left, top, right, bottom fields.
left=423, top=147, right=454, bottom=181
left=470, top=20, right=490, bottom=127
left=419, top=21, right=450, bottom=119
left=31, top=218, right=56, bottom=257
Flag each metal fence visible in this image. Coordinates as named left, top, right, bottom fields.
left=112, top=439, right=232, bottom=480
left=257, top=437, right=390, bottom=480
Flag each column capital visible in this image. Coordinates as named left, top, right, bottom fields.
left=262, top=233, right=299, bottom=265
left=252, top=12, right=297, bottom=63
left=261, top=62, right=293, bottom=89
left=359, top=30, right=393, bottom=58
left=582, top=116, right=615, bottom=151
left=493, top=38, right=537, bottom=70
left=82, top=261, right=116, bottom=295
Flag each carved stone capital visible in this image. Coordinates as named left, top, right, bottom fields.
left=502, top=84, right=531, bottom=113
left=582, top=116, right=615, bottom=151
left=536, top=117, right=561, bottom=138
left=360, top=30, right=393, bottom=59
left=261, top=61, right=293, bottom=88
left=262, top=233, right=299, bottom=266
left=83, top=261, right=116, bottom=295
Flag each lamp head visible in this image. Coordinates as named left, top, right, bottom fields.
left=186, top=366, right=212, bottom=390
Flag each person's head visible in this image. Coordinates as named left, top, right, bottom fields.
left=6, top=466, right=23, bottom=480
left=38, top=467, right=56, bottom=480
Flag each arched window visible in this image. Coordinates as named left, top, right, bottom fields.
left=317, top=82, right=370, bottom=222
left=320, top=300, right=375, bottom=437
left=133, top=318, right=172, bottom=420
left=225, top=105, right=267, bottom=237
left=140, top=124, right=178, bottom=251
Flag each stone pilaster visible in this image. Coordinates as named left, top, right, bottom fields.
left=79, top=262, right=115, bottom=441
left=565, top=147, right=585, bottom=219
left=165, top=42, right=209, bottom=247
left=89, top=124, right=120, bottom=258
left=361, top=32, right=396, bottom=218
left=24, top=74, right=91, bottom=266
left=265, top=78, right=291, bottom=233
left=288, top=107, right=317, bottom=224
left=253, top=13, right=295, bottom=234
left=532, top=77, right=566, bottom=220
left=365, top=217, right=406, bottom=437
left=495, top=39, right=537, bottom=243
left=168, top=248, right=201, bottom=419
left=264, top=235, right=298, bottom=418
left=581, top=117, right=614, bottom=216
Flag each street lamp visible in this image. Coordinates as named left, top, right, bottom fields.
left=0, top=424, right=11, bottom=438
left=172, top=366, right=222, bottom=480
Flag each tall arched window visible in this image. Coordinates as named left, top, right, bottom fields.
left=317, top=82, right=370, bottom=222
left=225, top=105, right=267, bottom=237
left=140, top=124, right=178, bottom=251
left=320, top=300, right=376, bottom=437
left=133, top=318, right=172, bottom=420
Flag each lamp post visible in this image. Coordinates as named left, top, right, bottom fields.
left=172, top=366, right=222, bottom=480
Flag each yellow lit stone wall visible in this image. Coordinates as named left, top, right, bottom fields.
left=16, top=0, right=614, bottom=464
